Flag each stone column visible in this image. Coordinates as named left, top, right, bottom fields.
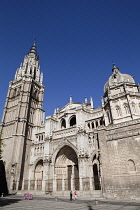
left=28, top=179, right=30, bottom=190
left=89, top=177, right=93, bottom=191
left=42, top=179, right=46, bottom=192
left=16, top=178, right=19, bottom=191
left=94, top=121, right=96, bottom=128
left=53, top=174, right=57, bottom=191
left=35, top=178, right=37, bottom=191
left=71, top=174, right=74, bottom=191
left=79, top=176, right=83, bottom=191
left=90, top=122, right=92, bottom=130
left=62, top=175, right=65, bottom=191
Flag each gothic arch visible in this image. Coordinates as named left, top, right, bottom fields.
left=34, top=159, right=43, bottom=180
left=116, top=105, right=122, bottom=116
left=124, top=103, right=130, bottom=114
left=52, top=141, right=78, bottom=164
left=54, top=145, right=79, bottom=190
left=32, top=158, right=44, bottom=172
left=92, top=154, right=101, bottom=190
left=55, top=145, right=78, bottom=169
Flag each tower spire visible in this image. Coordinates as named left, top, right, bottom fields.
left=28, top=39, right=38, bottom=57
left=14, top=41, right=42, bottom=83
left=34, top=38, right=36, bottom=46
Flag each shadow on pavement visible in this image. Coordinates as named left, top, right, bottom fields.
left=99, top=200, right=140, bottom=207
left=28, top=196, right=140, bottom=207
left=0, top=198, right=21, bottom=207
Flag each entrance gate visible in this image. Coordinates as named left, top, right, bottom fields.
left=55, top=145, right=79, bottom=191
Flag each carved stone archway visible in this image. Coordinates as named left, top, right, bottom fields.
left=35, top=160, right=43, bottom=180
left=34, top=160, right=43, bottom=190
left=55, top=145, right=79, bottom=191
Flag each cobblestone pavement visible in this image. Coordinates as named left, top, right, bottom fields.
left=0, top=195, right=140, bottom=210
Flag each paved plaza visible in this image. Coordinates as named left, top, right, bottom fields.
left=0, top=195, right=140, bottom=210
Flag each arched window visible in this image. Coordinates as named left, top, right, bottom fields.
left=61, top=118, right=66, bottom=128
left=88, top=123, right=90, bottom=129
left=34, top=67, right=36, bottom=80
left=92, top=122, right=94, bottom=129
left=70, top=115, right=76, bottom=127
left=116, top=106, right=122, bottom=116
left=96, top=121, right=98, bottom=128
left=127, top=159, right=136, bottom=172
left=100, top=118, right=105, bottom=126
left=30, top=67, right=32, bottom=75
left=33, top=90, right=38, bottom=98
left=39, top=135, right=41, bottom=141
left=124, top=103, right=130, bottom=114
left=25, top=62, right=28, bottom=74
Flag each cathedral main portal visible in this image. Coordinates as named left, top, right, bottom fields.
left=55, top=146, right=79, bottom=191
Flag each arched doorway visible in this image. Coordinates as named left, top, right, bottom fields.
left=93, top=163, right=101, bottom=190
left=35, top=160, right=43, bottom=190
left=55, top=145, right=79, bottom=191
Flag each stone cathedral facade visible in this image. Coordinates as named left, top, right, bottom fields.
left=1, top=43, right=140, bottom=200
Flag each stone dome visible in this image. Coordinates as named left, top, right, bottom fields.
left=104, top=65, right=135, bottom=93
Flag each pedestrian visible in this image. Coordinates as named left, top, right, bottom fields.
left=70, top=191, right=72, bottom=201
left=73, top=190, right=77, bottom=200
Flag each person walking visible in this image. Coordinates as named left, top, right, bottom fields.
left=70, top=191, right=72, bottom=201
left=73, top=190, right=77, bottom=200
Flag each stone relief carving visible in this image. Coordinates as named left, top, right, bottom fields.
left=11, top=163, right=17, bottom=175
left=44, top=155, right=52, bottom=164
left=78, top=148, right=89, bottom=159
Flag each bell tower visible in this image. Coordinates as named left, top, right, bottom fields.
left=1, top=41, right=44, bottom=190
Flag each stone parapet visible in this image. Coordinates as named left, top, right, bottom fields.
left=52, top=127, right=77, bottom=139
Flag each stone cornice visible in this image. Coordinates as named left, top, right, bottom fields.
left=106, top=119, right=140, bottom=131
left=106, top=127, right=140, bottom=141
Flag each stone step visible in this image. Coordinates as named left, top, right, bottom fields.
left=16, top=190, right=103, bottom=198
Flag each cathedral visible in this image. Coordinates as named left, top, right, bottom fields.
left=1, top=42, right=140, bottom=200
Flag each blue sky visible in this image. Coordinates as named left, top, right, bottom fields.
left=0, top=0, right=140, bottom=118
